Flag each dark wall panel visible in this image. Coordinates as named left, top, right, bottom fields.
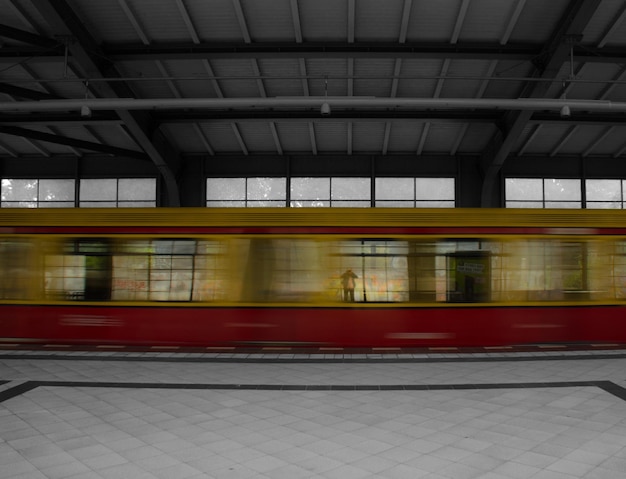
left=1, top=156, right=78, bottom=178
left=502, top=156, right=583, bottom=178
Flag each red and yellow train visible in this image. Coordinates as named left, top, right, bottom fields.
left=1, top=207, right=626, bottom=348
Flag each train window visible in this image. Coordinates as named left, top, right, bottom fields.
left=113, top=239, right=196, bottom=301
left=0, top=240, right=35, bottom=300
left=493, top=239, right=596, bottom=302
left=110, top=239, right=231, bottom=302
left=45, top=240, right=112, bottom=301
left=328, top=240, right=410, bottom=302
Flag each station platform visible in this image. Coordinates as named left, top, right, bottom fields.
left=2, top=347, right=626, bottom=479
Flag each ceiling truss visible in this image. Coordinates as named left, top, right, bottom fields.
left=1, top=0, right=626, bottom=208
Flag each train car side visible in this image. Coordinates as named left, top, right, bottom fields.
left=2, top=208, right=626, bottom=349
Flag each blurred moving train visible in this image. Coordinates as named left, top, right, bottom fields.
left=1, top=207, right=626, bottom=348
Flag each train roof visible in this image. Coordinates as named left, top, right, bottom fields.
left=0, top=207, right=625, bottom=230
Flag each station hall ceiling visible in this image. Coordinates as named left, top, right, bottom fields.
left=2, top=0, right=626, bottom=205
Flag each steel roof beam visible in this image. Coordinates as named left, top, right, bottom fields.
left=6, top=96, right=626, bottom=113
left=0, top=125, right=148, bottom=159
left=480, top=0, right=602, bottom=207
left=290, top=0, right=303, bottom=43
left=0, top=83, right=61, bottom=101
left=0, top=112, right=121, bottom=125
left=5, top=43, right=622, bottom=63
left=0, top=24, right=60, bottom=48
left=175, top=0, right=201, bottom=44
left=99, top=41, right=539, bottom=61
left=152, top=110, right=501, bottom=122
left=598, top=2, right=626, bottom=48
left=232, top=0, right=251, bottom=44
left=500, top=0, right=526, bottom=45
left=399, top=0, right=412, bottom=43
left=30, top=0, right=181, bottom=206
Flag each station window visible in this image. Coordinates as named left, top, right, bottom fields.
left=375, top=177, right=455, bottom=207
left=208, top=177, right=454, bottom=208
left=505, top=178, right=582, bottom=208
left=290, top=177, right=371, bottom=207
left=206, top=177, right=286, bottom=207
left=290, top=178, right=330, bottom=207
left=585, top=179, right=624, bottom=209
left=1, top=179, right=75, bottom=208
left=80, top=178, right=156, bottom=207
left=0, top=178, right=156, bottom=208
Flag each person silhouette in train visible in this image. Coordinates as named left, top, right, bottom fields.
left=341, top=269, right=358, bottom=302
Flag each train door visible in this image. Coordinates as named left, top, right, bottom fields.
left=45, top=239, right=112, bottom=301
left=446, top=251, right=491, bottom=303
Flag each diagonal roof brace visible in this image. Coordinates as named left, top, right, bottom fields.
left=0, top=23, right=61, bottom=48
left=479, top=0, right=603, bottom=207
left=30, top=0, right=181, bottom=207
left=0, top=125, right=149, bottom=159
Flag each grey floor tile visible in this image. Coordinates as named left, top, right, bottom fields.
left=3, top=353, right=626, bottom=479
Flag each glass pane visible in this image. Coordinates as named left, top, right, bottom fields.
left=39, top=179, right=74, bottom=202
left=545, top=201, right=581, bottom=209
left=505, top=178, right=542, bottom=201
left=375, top=178, right=413, bottom=200
left=416, top=200, right=456, bottom=208
left=331, top=201, right=371, bottom=207
left=118, top=178, right=156, bottom=201
left=291, top=177, right=330, bottom=200
left=1, top=202, right=37, bottom=208
left=586, top=202, right=620, bottom=209
left=206, top=200, right=245, bottom=207
left=586, top=179, right=621, bottom=202
left=206, top=178, right=244, bottom=200
left=247, top=178, right=286, bottom=200
left=1, top=179, right=38, bottom=201
left=247, top=201, right=285, bottom=207
left=118, top=201, right=156, bottom=207
left=80, top=201, right=117, bottom=208
left=290, top=200, right=330, bottom=207
left=39, top=202, right=75, bottom=208
left=375, top=200, right=414, bottom=207
left=544, top=179, right=581, bottom=201
left=506, top=201, right=544, bottom=208
left=331, top=178, right=370, bottom=200
left=415, top=178, right=454, bottom=200
left=112, top=255, right=148, bottom=301
left=80, top=179, right=117, bottom=201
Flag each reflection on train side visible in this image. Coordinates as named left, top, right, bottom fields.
left=1, top=235, right=626, bottom=304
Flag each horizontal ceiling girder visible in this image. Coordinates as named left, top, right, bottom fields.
left=103, top=41, right=538, bottom=61
left=0, top=111, right=121, bottom=125
left=1, top=97, right=625, bottom=114
left=3, top=42, right=620, bottom=63
left=153, top=110, right=501, bottom=122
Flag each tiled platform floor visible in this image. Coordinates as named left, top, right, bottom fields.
left=2, top=349, right=626, bottom=478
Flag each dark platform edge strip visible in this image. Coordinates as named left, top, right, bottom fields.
left=1, top=380, right=626, bottom=403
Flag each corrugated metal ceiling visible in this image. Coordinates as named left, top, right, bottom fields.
left=1, top=0, right=626, bottom=169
